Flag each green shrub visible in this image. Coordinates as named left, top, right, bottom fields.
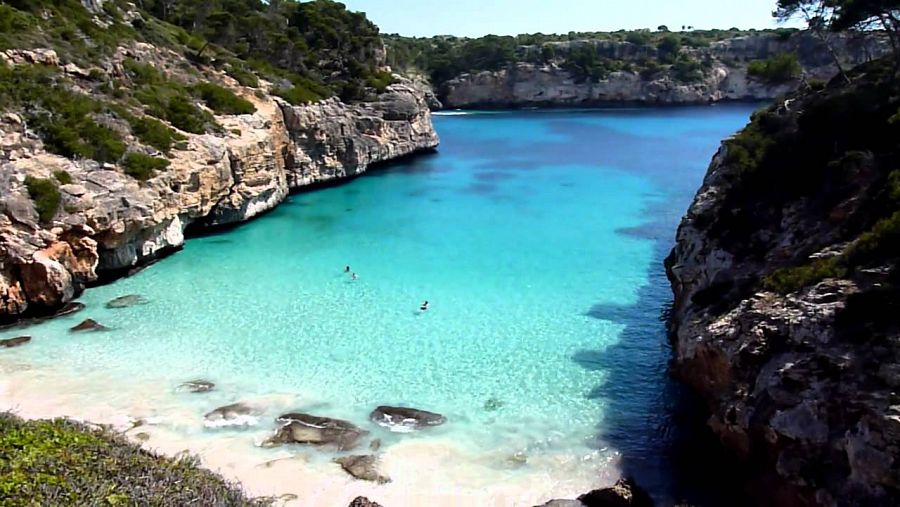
left=131, top=116, right=186, bottom=153
left=52, top=170, right=73, bottom=185
left=763, top=257, right=847, bottom=294
left=191, top=82, right=256, bottom=115
left=273, top=78, right=330, bottom=105
left=23, top=176, right=61, bottom=223
left=672, top=57, right=703, bottom=83
left=366, top=70, right=396, bottom=93
left=121, top=153, right=169, bottom=182
left=0, top=413, right=265, bottom=506
left=657, top=35, right=682, bottom=64
left=748, top=53, right=801, bottom=83
left=227, top=65, right=259, bottom=88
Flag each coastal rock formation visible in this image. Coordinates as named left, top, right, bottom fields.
left=369, top=405, right=446, bottom=431
left=266, top=413, right=367, bottom=451
left=666, top=60, right=900, bottom=505
left=334, top=455, right=392, bottom=484
left=536, top=478, right=654, bottom=507
left=105, top=295, right=149, bottom=309
left=442, top=33, right=883, bottom=107
left=204, top=403, right=262, bottom=427
left=348, top=498, right=383, bottom=507
left=0, top=335, right=30, bottom=348
left=0, top=52, right=438, bottom=323
left=177, top=380, right=215, bottom=393
left=69, top=319, right=108, bottom=333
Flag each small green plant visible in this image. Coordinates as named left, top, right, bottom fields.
left=273, top=79, right=329, bottom=105
left=366, top=70, right=396, bottom=93
left=121, top=153, right=169, bottom=182
left=191, top=82, right=256, bottom=115
left=52, top=170, right=73, bottom=185
left=24, top=176, right=61, bottom=223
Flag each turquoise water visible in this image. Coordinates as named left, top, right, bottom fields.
left=0, top=105, right=757, bottom=503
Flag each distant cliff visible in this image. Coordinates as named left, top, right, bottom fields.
left=666, top=59, right=900, bottom=505
left=390, top=32, right=886, bottom=108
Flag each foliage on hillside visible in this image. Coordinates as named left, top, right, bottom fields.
left=707, top=58, right=899, bottom=303
left=748, top=52, right=802, bottom=83
left=384, top=28, right=799, bottom=87
left=0, top=413, right=267, bottom=506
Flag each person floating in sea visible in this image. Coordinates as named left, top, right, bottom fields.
left=420, top=301, right=429, bottom=312
left=352, top=273, right=358, bottom=281
left=344, top=265, right=351, bottom=273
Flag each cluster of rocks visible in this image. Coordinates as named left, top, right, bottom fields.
left=199, top=402, right=446, bottom=485
left=0, top=43, right=439, bottom=324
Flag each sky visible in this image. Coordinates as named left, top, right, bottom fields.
left=341, top=0, right=802, bottom=37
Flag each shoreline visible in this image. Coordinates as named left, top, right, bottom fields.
left=0, top=353, right=618, bottom=507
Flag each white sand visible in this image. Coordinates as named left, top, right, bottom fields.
left=0, top=356, right=620, bottom=507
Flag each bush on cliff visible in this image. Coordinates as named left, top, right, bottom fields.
left=23, top=177, right=61, bottom=223
left=748, top=52, right=801, bottom=83
left=0, top=413, right=266, bottom=506
left=121, top=153, right=170, bottom=182
left=191, top=82, right=256, bottom=115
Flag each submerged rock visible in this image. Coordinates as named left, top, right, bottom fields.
left=0, top=336, right=30, bottom=348
left=369, top=438, right=382, bottom=451
left=69, top=319, right=108, bottom=332
left=55, top=301, right=85, bottom=317
left=105, top=295, right=149, bottom=309
left=177, top=380, right=215, bottom=393
left=204, top=402, right=261, bottom=428
left=265, top=413, right=366, bottom=451
left=483, top=397, right=504, bottom=411
left=369, top=405, right=446, bottom=432
left=334, top=455, right=391, bottom=484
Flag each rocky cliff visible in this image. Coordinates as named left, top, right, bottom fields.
left=441, top=34, right=885, bottom=108
left=666, top=59, right=900, bottom=505
left=0, top=48, right=438, bottom=323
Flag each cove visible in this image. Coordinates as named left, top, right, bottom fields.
left=0, top=105, right=758, bottom=506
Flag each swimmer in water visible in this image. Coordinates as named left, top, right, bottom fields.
left=352, top=272, right=358, bottom=281
left=420, top=301, right=429, bottom=312
left=344, top=265, right=351, bottom=273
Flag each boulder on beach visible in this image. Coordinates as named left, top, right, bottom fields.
left=334, top=455, right=391, bottom=484
left=178, top=380, right=215, bottom=393
left=69, top=319, right=108, bottom=332
left=0, top=336, right=31, bottom=348
left=55, top=302, right=85, bottom=317
left=575, top=478, right=654, bottom=507
left=349, top=498, right=383, bottom=507
left=369, top=405, right=446, bottom=432
left=204, top=402, right=262, bottom=428
left=105, top=295, right=149, bottom=309
left=265, top=413, right=366, bottom=451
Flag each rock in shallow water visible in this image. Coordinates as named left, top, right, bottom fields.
left=334, top=455, right=391, bottom=484
left=69, top=319, right=108, bottom=332
left=576, top=478, right=654, bottom=507
left=265, top=413, right=366, bottom=451
left=0, top=336, right=30, bottom=348
left=105, top=295, right=149, bottom=309
left=55, top=302, right=85, bottom=317
left=369, top=405, right=446, bottom=432
left=204, top=402, right=262, bottom=428
left=177, top=380, right=215, bottom=393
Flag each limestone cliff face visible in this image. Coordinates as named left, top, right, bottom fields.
left=442, top=33, right=884, bottom=108
left=0, top=55, right=438, bottom=322
left=665, top=62, right=900, bottom=506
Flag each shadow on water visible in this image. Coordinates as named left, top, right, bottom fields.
left=574, top=217, right=744, bottom=506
